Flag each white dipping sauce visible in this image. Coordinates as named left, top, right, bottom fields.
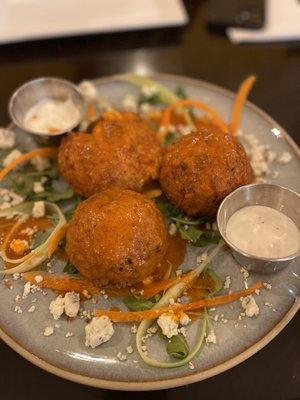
left=226, top=205, right=300, bottom=258
left=24, top=98, right=80, bottom=134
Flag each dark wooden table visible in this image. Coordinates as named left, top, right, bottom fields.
left=0, top=2, right=299, bottom=399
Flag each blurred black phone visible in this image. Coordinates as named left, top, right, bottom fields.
left=206, top=0, right=265, bottom=29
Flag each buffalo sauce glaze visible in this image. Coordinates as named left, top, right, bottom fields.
left=0, top=216, right=53, bottom=268
left=156, top=233, right=187, bottom=279
left=184, top=272, right=216, bottom=302
left=104, top=233, right=187, bottom=298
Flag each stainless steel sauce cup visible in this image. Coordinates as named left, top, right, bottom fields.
left=217, top=183, right=300, bottom=274
left=9, top=77, right=84, bottom=145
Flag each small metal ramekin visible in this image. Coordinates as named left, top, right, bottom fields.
left=217, top=183, right=300, bottom=274
left=9, top=77, right=84, bottom=144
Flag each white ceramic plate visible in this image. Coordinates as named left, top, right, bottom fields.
left=0, top=74, right=299, bottom=390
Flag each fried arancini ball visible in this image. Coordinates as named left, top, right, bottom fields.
left=66, top=189, right=168, bottom=288
left=159, top=127, right=254, bottom=217
left=58, top=112, right=162, bottom=197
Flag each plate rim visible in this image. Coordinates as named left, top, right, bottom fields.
left=0, top=73, right=299, bottom=391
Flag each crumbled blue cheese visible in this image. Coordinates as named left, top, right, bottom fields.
left=169, top=297, right=175, bottom=305
left=85, top=316, right=114, bottom=348
left=188, top=362, right=195, bottom=370
left=240, top=295, right=259, bottom=317
left=3, top=149, right=22, bottom=167
left=64, top=291, right=80, bottom=318
left=15, top=294, right=21, bottom=302
left=77, top=80, right=98, bottom=103
left=0, top=128, right=15, bottom=149
left=179, top=312, right=191, bottom=326
left=168, top=223, right=177, bottom=236
left=13, top=273, right=21, bottom=281
left=223, top=275, right=231, bottom=290
left=147, top=326, right=158, bottom=334
left=122, top=94, right=138, bottom=113
left=31, top=156, right=51, bottom=172
left=65, top=332, right=74, bottom=338
left=14, top=305, right=23, bottom=314
left=277, top=151, right=292, bottom=164
left=117, top=352, right=127, bottom=361
left=33, top=181, right=44, bottom=194
left=49, top=295, right=65, bottom=320
left=32, top=201, right=45, bottom=218
left=177, top=125, right=194, bottom=136
left=157, top=313, right=178, bottom=338
left=139, top=103, right=153, bottom=116
left=240, top=267, right=249, bottom=280
left=34, top=275, right=44, bottom=284
left=126, top=345, right=134, bottom=354
left=263, top=282, right=272, bottom=290
left=206, top=330, right=217, bottom=344
left=196, top=252, right=208, bottom=264
left=49, top=291, right=80, bottom=320
left=131, top=324, right=137, bottom=334
left=241, top=133, right=277, bottom=178
left=141, top=85, right=157, bottom=98
left=21, top=227, right=37, bottom=236
left=28, top=305, right=36, bottom=313
left=43, top=326, right=54, bottom=336
left=0, top=188, right=24, bottom=210
left=22, top=281, right=32, bottom=299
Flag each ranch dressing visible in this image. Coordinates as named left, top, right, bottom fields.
left=226, top=205, right=300, bottom=258
left=24, top=98, right=80, bottom=134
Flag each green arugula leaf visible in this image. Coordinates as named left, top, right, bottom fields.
left=155, top=197, right=183, bottom=219
left=123, top=294, right=161, bottom=311
left=31, top=187, right=74, bottom=202
left=63, top=261, right=79, bottom=275
left=191, top=230, right=221, bottom=247
left=204, top=268, right=223, bottom=295
left=139, top=93, right=168, bottom=106
left=178, top=225, right=203, bottom=242
left=150, top=294, right=161, bottom=303
left=31, top=228, right=54, bottom=250
left=63, top=195, right=82, bottom=221
left=174, top=86, right=187, bottom=99
left=163, top=132, right=178, bottom=147
left=10, top=175, right=34, bottom=196
left=166, top=334, right=190, bottom=359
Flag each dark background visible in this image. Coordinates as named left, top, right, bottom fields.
left=0, top=1, right=299, bottom=399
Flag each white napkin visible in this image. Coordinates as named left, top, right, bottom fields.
left=0, top=0, right=188, bottom=44
left=227, top=0, right=300, bottom=44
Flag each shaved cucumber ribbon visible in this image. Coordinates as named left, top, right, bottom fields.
left=0, top=202, right=66, bottom=274
left=117, top=73, right=194, bottom=127
left=136, top=240, right=225, bottom=368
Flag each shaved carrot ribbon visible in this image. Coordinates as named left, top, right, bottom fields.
left=0, top=147, right=58, bottom=181
left=230, top=75, right=256, bottom=134
left=139, top=277, right=180, bottom=298
left=47, top=223, right=68, bottom=258
left=93, top=281, right=262, bottom=322
left=22, top=271, right=180, bottom=298
left=159, top=98, right=229, bottom=142
left=87, top=104, right=97, bottom=121
left=23, top=271, right=100, bottom=294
